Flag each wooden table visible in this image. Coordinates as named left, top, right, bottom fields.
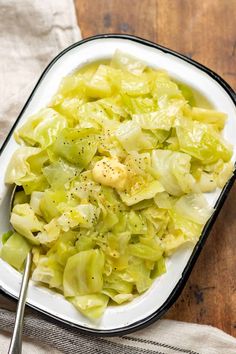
left=75, top=0, right=236, bottom=336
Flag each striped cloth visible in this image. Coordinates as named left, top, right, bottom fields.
left=0, top=1, right=236, bottom=353
left=0, top=301, right=235, bottom=354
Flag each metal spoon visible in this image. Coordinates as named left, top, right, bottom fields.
left=8, top=186, right=32, bottom=354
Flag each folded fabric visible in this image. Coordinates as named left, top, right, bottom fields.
left=0, top=0, right=81, bottom=145
left=0, top=330, right=60, bottom=354
left=0, top=1, right=236, bottom=354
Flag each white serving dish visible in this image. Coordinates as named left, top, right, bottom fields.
left=0, top=34, right=235, bottom=335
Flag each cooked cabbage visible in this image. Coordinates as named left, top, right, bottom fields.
left=0, top=232, right=31, bottom=270
left=15, top=108, right=67, bottom=148
left=1, top=50, right=233, bottom=320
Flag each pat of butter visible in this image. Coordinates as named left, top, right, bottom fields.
left=92, top=157, right=128, bottom=191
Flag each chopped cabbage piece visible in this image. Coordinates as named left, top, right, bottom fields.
left=30, top=191, right=44, bottom=216
left=152, top=76, right=182, bottom=99
left=55, top=74, right=85, bottom=97
left=102, top=288, right=134, bottom=304
left=129, top=242, right=163, bottom=262
left=70, top=294, right=109, bottom=319
left=13, top=190, right=30, bottom=206
left=52, top=96, right=85, bottom=123
left=133, top=100, right=185, bottom=131
left=5, top=147, right=41, bottom=184
left=86, top=65, right=112, bottom=98
left=15, top=108, right=67, bottom=148
left=63, top=249, right=104, bottom=296
left=120, top=73, right=150, bottom=96
left=176, top=120, right=232, bottom=164
left=111, top=50, right=146, bottom=75
left=32, top=255, right=63, bottom=290
left=174, top=194, right=213, bottom=225
left=57, top=204, right=100, bottom=231
left=43, top=160, right=79, bottom=190
left=10, top=204, right=43, bottom=245
left=152, top=150, right=197, bottom=196
left=52, top=127, right=99, bottom=167
left=190, top=107, right=227, bottom=130
left=36, top=219, right=61, bottom=244
left=115, top=120, right=157, bottom=152
left=0, top=232, right=31, bottom=270
left=119, top=180, right=164, bottom=206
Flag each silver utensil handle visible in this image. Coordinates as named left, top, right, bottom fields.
left=8, top=252, right=32, bottom=354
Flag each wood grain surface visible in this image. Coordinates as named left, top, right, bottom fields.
left=75, top=0, right=236, bottom=336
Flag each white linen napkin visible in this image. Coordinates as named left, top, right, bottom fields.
left=0, top=1, right=235, bottom=353
left=0, top=0, right=81, bottom=144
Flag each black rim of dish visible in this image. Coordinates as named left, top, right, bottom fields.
left=0, top=34, right=236, bottom=336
